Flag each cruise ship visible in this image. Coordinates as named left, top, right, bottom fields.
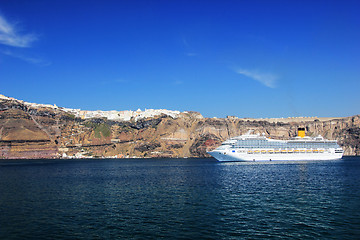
left=207, top=128, right=344, bottom=162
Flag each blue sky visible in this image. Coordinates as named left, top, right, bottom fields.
left=0, top=0, right=359, bottom=118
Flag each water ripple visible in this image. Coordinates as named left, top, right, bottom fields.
left=0, top=157, right=360, bottom=239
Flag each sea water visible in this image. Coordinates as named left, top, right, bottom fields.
left=0, top=157, right=359, bottom=239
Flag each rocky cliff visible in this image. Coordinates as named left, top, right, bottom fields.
left=0, top=95, right=359, bottom=159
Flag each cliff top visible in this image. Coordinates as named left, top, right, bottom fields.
left=0, top=93, right=350, bottom=123
left=240, top=116, right=346, bottom=123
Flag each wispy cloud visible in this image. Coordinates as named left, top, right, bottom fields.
left=182, top=36, right=198, bottom=57
left=182, top=36, right=189, bottom=47
left=173, top=80, right=184, bottom=85
left=1, top=49, right=51, bottom=66
left=235, top=68, right=278, bottom=88
left=185, top=52, right=198, bottom=57
left=0, top=14, right=37, bottom=47
left=0, top=14, right=48, bottom=66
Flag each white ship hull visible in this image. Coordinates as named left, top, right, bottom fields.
left=207, top=130, right=344, bottom=162
left=208, top=150, right=343, bottom=162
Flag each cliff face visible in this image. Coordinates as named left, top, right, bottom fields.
left=0, top=96, right=359, bottom=158
left=0, top=103, right=57, bottom=159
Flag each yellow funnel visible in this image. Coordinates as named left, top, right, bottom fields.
left=298, top=128, right=305, bottom=138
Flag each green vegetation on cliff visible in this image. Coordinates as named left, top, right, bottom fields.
left=95, top=123, right=111, bottom=138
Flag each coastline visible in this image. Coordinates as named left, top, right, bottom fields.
left=1, top=94, right=359, bottom=159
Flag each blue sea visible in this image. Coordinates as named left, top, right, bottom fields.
left=1, top=157, right=360, bottom=239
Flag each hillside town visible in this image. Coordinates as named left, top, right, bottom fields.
left=62, top=107, right=182, bottom=121
left=0, top=94, right=185, bottom=121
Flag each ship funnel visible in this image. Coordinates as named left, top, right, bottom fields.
left=298, top=128, right=305, bottom=138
